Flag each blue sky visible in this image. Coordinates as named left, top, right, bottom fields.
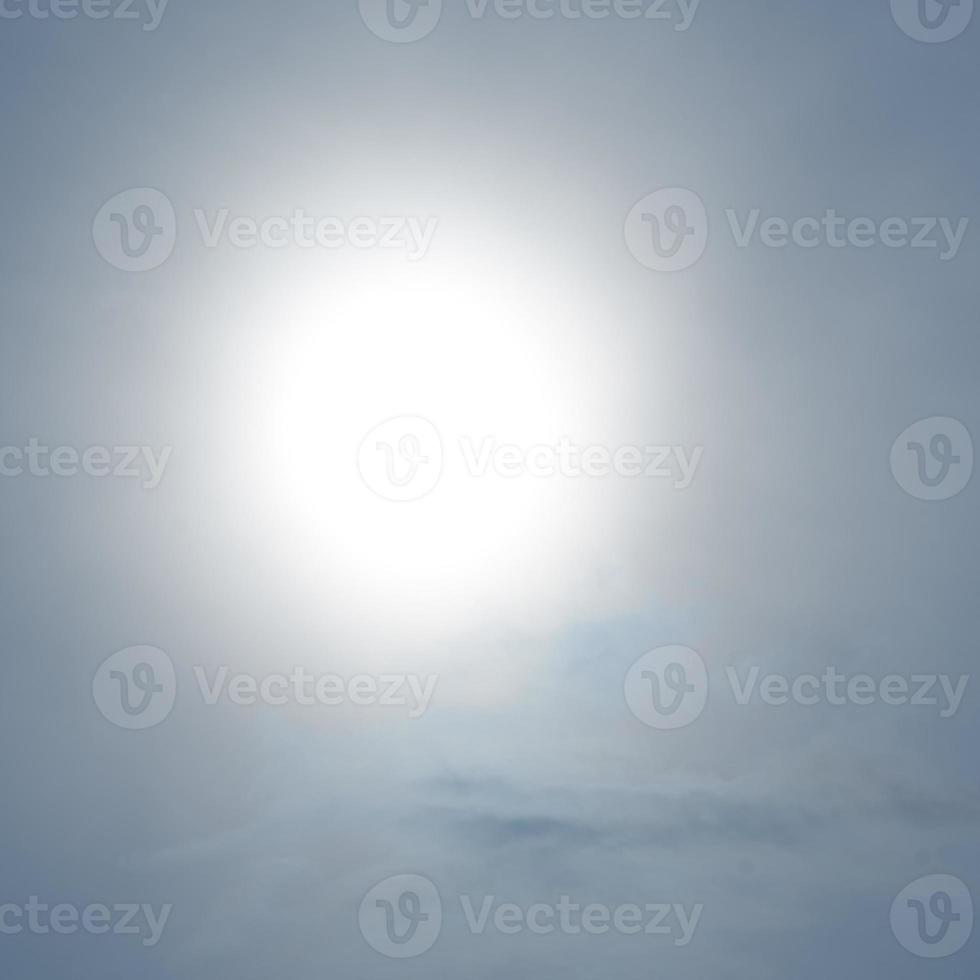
left=1, top=1, right=978, bottom=977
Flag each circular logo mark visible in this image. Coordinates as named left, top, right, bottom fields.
left=890, top=417, right=973, bottom=501
left=625, top=188, right=708, bottom=273
left=358, top=417, right=443, bottom=502
left=359, top=0, right=443, bottom=42
left=93, top=646, right=177, bottom=730
left=891, top=0, right=973, bottom=42
left=93, top=188, right=177, bottom=272
left=624, top=645, right=708, bottom=730
left=891, top=874, right=973, bottom=958
left=359, top=874, right=442, bottom=959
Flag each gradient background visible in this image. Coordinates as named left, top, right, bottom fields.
left=1, top=1, right=978, bottom=977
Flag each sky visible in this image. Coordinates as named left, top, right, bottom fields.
left=0, top=1, right=978, bottom=977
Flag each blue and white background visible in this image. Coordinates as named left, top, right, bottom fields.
left=0, top=0, right=978, bottom=977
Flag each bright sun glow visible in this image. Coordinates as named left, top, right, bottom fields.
left=203, top=245, right=653, bottom=649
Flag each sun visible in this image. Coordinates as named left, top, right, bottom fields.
left=200, top=243, right=643, bottom=653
